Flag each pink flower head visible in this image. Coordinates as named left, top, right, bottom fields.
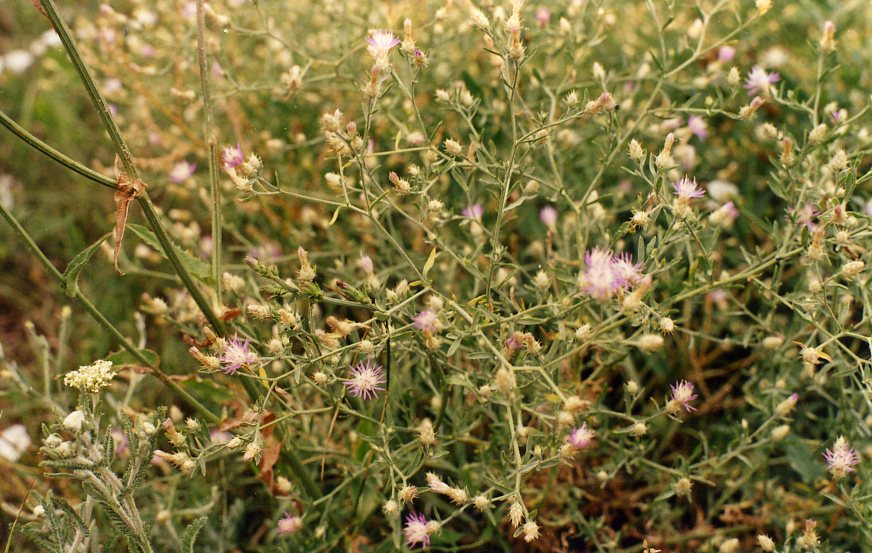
left=673, top=176, right=705, bottom=200
left=359, top=254, right=374, bottom=274
left=710, top=201, right=740, bottom=227
left=221, top=143, right=244, bottom=170
left=366, top=30, right=400, bottom=64
left=462, top=203, right=484, bottom=220
left=220, top=338, right=258, bottom=374
left=611, top=252, right=643, bottom=289
left=403, top=512, right=431, bottom=548
left=344, top=359, right=386, bottom=400
left=568, top=423, right=596, bottom=450
left=535, top=7, right=551, bottom=27
left=788, top=203, right=819, bottom=231
left=744, top=66, right=779, bottom=96
left=505, top=332, right=524, bottom=351
left=210, top=430, right=234, bottom=445
left=582, top=248, right=620, bottom=300
left=717, top=45, right=736, bottom=63
left=670, top=380, right=698, bottom=412
left=413, top=309, right=439, bottom=334
left=687, top=116, right=708, bottom=140
left=168, top=161, right=197, bottom=183
left=111, top=428, right=128, bottom=456
left=865, top=199, right=872, bottom=217
left=277, top=512, right=302, bottom=536
left=539, top=205, right=558, bottom=228
left=824, top=436, right=860, bottom=479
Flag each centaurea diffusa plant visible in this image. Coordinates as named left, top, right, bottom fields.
left=0, top=0, right=870, bottom=551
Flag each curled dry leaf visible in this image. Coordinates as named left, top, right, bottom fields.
left=113, top=155, right=148, bottom=275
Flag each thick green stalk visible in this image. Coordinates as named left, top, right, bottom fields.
left=39, top=0, right=224, bottom=334
left=196, top=0, right=223, bottom=306
left=0, top=202, right=219, bottom=425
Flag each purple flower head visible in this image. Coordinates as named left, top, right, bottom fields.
left=367, top=30, right=400, bottom=65
left=717, top=45, right=736, bottom=63
left=710, top=201, right=740, bottom=227
left=787, top=203, right=818, bottom=231
left=744, top=66, right=779, bottom=96
left=824, top=436, right=860, bottom=479
left=403, top=512, right=430, bottom=548
left=670, top=380, right=698, bottom=412
left=210, top=430, right=234, bottom=445
left=866, top=199, right=872, bottom=217
left=462, top=203, right=484, bottom=220
left=168, top=160, right=197, bottom=183
left=539, top=205, right=558, bottom=228
left=581, top=248, right=620, bottom=300
left=220, top=338, right=258, bottom=375
left=611, top=252, right=643, bottom=289
left=505, top=332, right=524, bottom=351
left=221, top=143, right=244, bottom=171
left=277, top=512, right=302, bottom=536
left=413, top=309, right=440, bottom=334
left=111, top=428, right=128, bottom=456
left=687, top=116, right=708, bottom=140
left=359, top=254, right=374, bottom=274
left=367, top=30, right=400, bottom=50
left=344, top=359, right=386, bottom=400
left=568, top=423, right=596, bottom=450
left=673, top=176, right=705, bottom=200
left=535, top=7, right=551, bottom=28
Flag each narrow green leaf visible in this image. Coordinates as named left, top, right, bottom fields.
left=63, top=232, right=111, bottom=297
left=422, top=247, right=438, bottom=280
left=127, top=224, right=211, bottom=282
left=106, top=348, right=160, bottom=369
left=180, top=516, right=208, bottom=553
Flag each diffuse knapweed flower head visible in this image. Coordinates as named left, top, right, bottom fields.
left=403, top=512, right=431, bottom=548
left=64, top=360, right=115, bottom=392
left=367, top=30, right=400, bottom=70
left=667, top=380, right=698, bottom=414
left=413, top=309, right=440, bottom=334
left=221, top=143, right=244, bottom=170
left=220, top=338, right=258, bottom=374
left=344, top=359, right=385, bottom=400
left=568, top=423, right=596, bottom=450
left=744, top=65, right=779, bottom=96
left=824, top=436, right=860, bottom=479
left=578, top=248, right=644, bottom=300
left=277, top=512, right=302, bottom=536
left=579, top=248, right=619, bottom=300
left=672, top=175, right=705, bottom=201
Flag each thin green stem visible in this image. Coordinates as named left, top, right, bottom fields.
left=0, top=108, right=117, bottom=190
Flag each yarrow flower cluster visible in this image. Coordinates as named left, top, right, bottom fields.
left=63, top=360, right=115, bottom=392
left=578, top=248, right=643, bottom=300
left=344, top=359, right=386, bottom=400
